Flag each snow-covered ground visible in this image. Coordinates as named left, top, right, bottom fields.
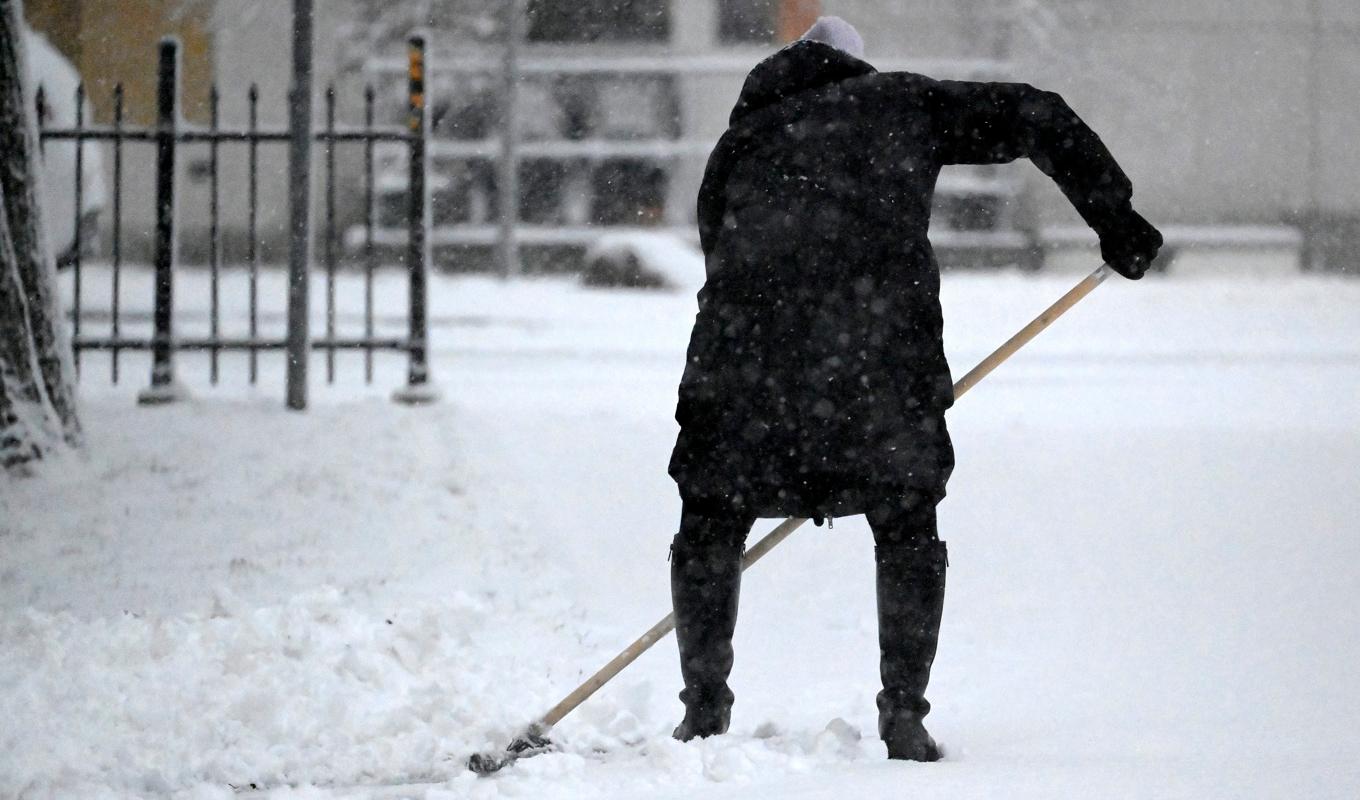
left=3, top=264, right=1360, bottom=799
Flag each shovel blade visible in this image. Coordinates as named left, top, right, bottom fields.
left=468, top=726, right=555, bottom=776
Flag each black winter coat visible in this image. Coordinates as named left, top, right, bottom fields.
left=669, top=41, right=1139, bottom=520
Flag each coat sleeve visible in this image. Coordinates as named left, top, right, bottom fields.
left=927, top=79, right=1134, bottom=236
left=695, top=131, right=738, bottom=260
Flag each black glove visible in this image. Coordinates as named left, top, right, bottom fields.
left=1099, top=210, right=1164, bottom=279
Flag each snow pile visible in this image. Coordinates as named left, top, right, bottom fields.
left=0, top=577, right=896, bottom=798
left=1, top=590, right=511, bottom=795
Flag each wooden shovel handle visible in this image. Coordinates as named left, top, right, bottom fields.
left=951, top=264, right=1112, bottom=400
left=538, top=515, right=807, bottom=728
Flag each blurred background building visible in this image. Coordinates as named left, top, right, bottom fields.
left=22, top=0, right=1360, bottom=273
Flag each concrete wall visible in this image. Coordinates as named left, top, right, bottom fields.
left=26, top=0, right=215, bottom=126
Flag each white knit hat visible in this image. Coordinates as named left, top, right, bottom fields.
left=799, top=16, right=865, bottom=60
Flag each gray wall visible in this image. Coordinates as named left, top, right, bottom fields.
left=821, top=0, right=1360, bottom=228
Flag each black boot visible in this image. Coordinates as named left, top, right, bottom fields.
left=670, top=511, right=747, bottom=741
left=875, top=538, right=947, bottom=761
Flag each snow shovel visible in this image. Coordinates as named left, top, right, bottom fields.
left=468, top=263, right=1115, bottom=775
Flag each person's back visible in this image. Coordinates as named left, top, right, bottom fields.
left=711, top=50, right=939, bottom=295
left=666, top=16, right=1163, bottom=760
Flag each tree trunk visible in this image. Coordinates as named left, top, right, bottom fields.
left=1, top=176, right=55, bottom=467
left=0, top=0, right=80, bottom=467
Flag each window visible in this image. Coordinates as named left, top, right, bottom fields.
left=719, top=0, right=777, bottom=44
left=591, top=161, right=668, bottom=225
left=526, top=0, right=669, bottom=43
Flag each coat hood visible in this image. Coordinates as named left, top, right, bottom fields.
left=799, top=16, right=865, bottom=60
left=729, top=40, right=877, bottom=126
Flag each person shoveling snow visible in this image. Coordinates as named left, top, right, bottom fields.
left=664, top=16, right=1163, bottom=761
left=470, top=14, right=1163, bottom=776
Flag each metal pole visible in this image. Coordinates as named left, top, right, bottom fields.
left=247, top=84, right=260, bottom=384
left=137, top=38, right=186, bottom=405
left=392, top=34, right=439, bottom=404
left=208, top=84, right=220, bottom=384
left=71, top=82, right=83, bottom=375
left=363, top=84, right=376, bottom=384
left=111, top=83, right=123, bottom=383
left=285, top=0, right=313, bottom=410
left=324, top=85, right=337, bottom=384
left=497, top=0, right=522, bottom=278
left=1303, top=0, right=1322, bottom=271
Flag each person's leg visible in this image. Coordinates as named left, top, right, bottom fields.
left=866, top=491, right=948, bottom=761
left=670, top=504, right=754, bottom=741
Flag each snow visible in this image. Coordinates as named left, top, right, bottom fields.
left=583, top=231, right=707, bottom=289
left=3, top=264, right=1360, bottom=798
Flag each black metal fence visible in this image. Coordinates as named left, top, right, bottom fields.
left=36, top=35, right=432, bottom=404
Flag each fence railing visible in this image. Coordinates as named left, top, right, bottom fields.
left=37, top=36, right=433, bottom=405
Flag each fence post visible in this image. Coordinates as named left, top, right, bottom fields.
left=497, top=0, right=523, bottom=278
left=284, top=0, right=314, bottom=411
left=393, top=34, right=439, bottom=405
left=137, top=38, right=187, bottom=405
